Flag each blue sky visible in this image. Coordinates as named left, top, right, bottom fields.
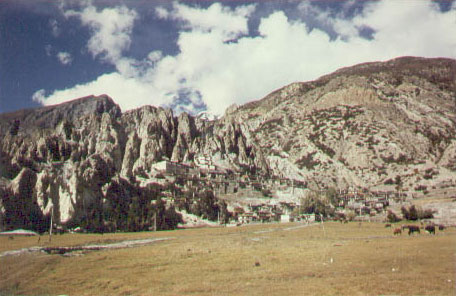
left=1, top=0, right=455, bottom=116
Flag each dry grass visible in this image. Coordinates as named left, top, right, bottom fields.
left=1, top=222, right=455, bottom=295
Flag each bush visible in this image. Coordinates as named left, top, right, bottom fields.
left=346, top=210, right=356, bottom=221
left=407, top=205, right=418, bottom=220
left=191, top=190, right=220, bottom=221
left=300, top=192, right=335, bottom=218
left=163, top=206, right=184, bottom=230
left=417, top=207, right=434, bottom=219
left=402, top=205, right=433, bottom=220
left=384, top=178, right=394, bottom=185
left=334, top=212, right=346, bottom=222
left=401, top=205, right=418, bottom=220
left=415, top=185, right=427, bottom=191
left=387, top=210, right=401, bottom=222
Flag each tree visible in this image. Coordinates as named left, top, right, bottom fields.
left=387, top=210, right=401, bottom=223
left=401, top=205, right=418, bottom=221
left=153, top=199, right=183, bottom=231
left=192, top=190, right=220, bottom=221
left=346, top=210, right=356, bottom=221
left=401, top=206, right=409, bottom=220
left=408, top=205, right=418, bottom=220
left=417, top=207, right=434, bottom=219
left=163, top=206, right=183, bottom=230
left=217, top=200, right=231, bottom=224
left=326, top=187, right=338, bottom=206
left=300, top=191, right=334, bottom=218
left=127, top=196, right=141, bottom=232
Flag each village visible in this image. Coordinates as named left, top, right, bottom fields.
left=149, top=155, right=411, bottom=226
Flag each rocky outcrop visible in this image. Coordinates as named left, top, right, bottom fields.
left=1, top=56, right=455, bottom=231
left=0, top=94, right=263, bottom=230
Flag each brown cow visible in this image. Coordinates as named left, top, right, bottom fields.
left=408, top=225, right=420, bottom=235
left=438, top=224, right=445, bottom=231
left=425, top=224, right=435, bottom=235
left=393, top=228, right=402, bottom=235
left=385, top=223, right=392, bottom=228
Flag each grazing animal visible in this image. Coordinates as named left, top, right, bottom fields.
left=385, top=223, right=392, bottom=228
left=393, top=228, right=402, bottom=235
left=438, top=225, right=445, bottom=231
left=425, top=225, right=435, bottom=235
left=408, top=225, right=420, bottom=235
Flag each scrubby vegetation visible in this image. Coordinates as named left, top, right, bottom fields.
left=386, top=210, right=401, bottom=223
left=401, top=205, right=434, bottom=221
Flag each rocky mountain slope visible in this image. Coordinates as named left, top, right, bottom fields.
left=1, top=56, right=455, bottom=231
left=228, top=57, right=456, bottom=190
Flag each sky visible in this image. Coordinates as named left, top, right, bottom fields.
left=1, top=0, right=456, bottom=117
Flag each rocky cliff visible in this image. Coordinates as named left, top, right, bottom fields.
left=1, top=56, right=455, bottom=231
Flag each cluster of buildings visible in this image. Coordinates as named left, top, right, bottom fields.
left=334, top=187, right=408, bottom=215
left=151, top=157, right=412, bottom=225
left=234, top=202, right=316, bottom=224
left=151, top=158, right=306, bottom=198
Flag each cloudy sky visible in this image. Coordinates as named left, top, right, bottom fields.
left=1, top=0, right=455, bottom=116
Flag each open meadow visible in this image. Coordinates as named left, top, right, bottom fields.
left=1, top=222, right=455, bottom=296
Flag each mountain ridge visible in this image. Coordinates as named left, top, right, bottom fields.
left=1, top=56, right=455, bottom=231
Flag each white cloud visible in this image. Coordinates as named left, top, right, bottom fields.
left=57, top=51, right=73, bottom=65
left=163, top=2, right=256, bottom=41
left=45, top=44, right=53, bottom=56
left=155, top=6, right=169, bottom=19
left=64, top=3, right=137, bottom=67
left=32, top=89, right=46, bottom=103
left=32, top=72, right=165, bottom=110
left=351, top=0, right=456, bottom=57
left=49, top=19, right=60, bottom=37
left=147, top=50, right=162, bottom=62
left=35, top=0, right=456, bottom=116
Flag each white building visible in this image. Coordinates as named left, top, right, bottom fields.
left=152, top=160, right=191, bottom=175
left=195, top=155, right=216, bottom=170
left=280, top=214, right=291, bottom=223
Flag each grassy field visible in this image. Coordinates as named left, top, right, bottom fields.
left=1, top=222, right=455, bottom=295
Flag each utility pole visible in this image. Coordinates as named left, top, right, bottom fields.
left=153, top=211, right=157, bottom=232
left=319, top=214, right=326, bottom=237
left=49, top=205, right=54, bottom=242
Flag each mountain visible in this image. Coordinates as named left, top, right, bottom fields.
left=1, top=56, right=455, bottom=231
left=228, top=56, right=456, bottom=189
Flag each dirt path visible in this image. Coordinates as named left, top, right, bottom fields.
left=0, top=237, right=172, bottom=257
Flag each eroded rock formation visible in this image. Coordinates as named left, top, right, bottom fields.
left=1, top=57, right=455, bottom=231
